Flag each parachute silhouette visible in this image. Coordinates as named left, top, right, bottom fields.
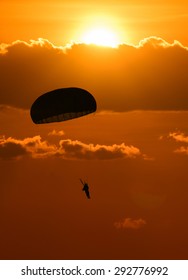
left=30, top=87, right=97, bottom=124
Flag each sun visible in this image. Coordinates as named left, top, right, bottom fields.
left=81, top=27, right=119, bottom=48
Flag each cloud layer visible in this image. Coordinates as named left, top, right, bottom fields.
left=1, top=37, right=188, bottom=111
left=0, top=135, right=141, bottom=160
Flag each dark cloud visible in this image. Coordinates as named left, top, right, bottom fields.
left=0, top=135, right=56, bottom=160
left=0, top=137, right=27, bottom=160
left=1, top=37, right=188, bottom=111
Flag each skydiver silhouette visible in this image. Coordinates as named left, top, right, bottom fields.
left=80, top=179, right=90, bottom=199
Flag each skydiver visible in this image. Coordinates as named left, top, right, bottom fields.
left=80, top=179, right=90, bottom=199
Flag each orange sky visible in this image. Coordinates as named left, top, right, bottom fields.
left=1, top=0, right=188, bottom=260
left=1, top=0, right=188, bottom=45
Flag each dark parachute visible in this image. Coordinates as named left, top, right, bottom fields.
left=30, top=87, right=97, bottom=124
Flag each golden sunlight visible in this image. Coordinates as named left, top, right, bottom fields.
left=81, top=27, right=119, bottom=48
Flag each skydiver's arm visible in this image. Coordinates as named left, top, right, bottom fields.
left=80, top=179, right=84, bottom=185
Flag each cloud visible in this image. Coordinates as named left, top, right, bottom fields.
left=48, top=130, right=65, bottom=137
left=169, top=132, right=188, bottom=143
left=137, top=36, right=188, bottom=50
left=114, top=218, right=146, bottom=230
left=0, top=136, right=27, bottom=160
left=0, top=135, right=142, bottom=160
left=174, top=146, right=188, bottom=155
left=168, top=131, right=188, bottom=155
left=1, top=37, right=188, bottom=111
left=0, top=135, right=56, bottom=160
left=0, top=38, right=66, bottom=55
left=59, top=139, right=141, bottom=160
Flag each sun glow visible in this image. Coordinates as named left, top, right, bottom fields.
left=82, top=27, right=119, bottom=48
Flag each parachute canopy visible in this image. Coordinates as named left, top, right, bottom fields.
left=30, top=87, right=97, bottom=124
